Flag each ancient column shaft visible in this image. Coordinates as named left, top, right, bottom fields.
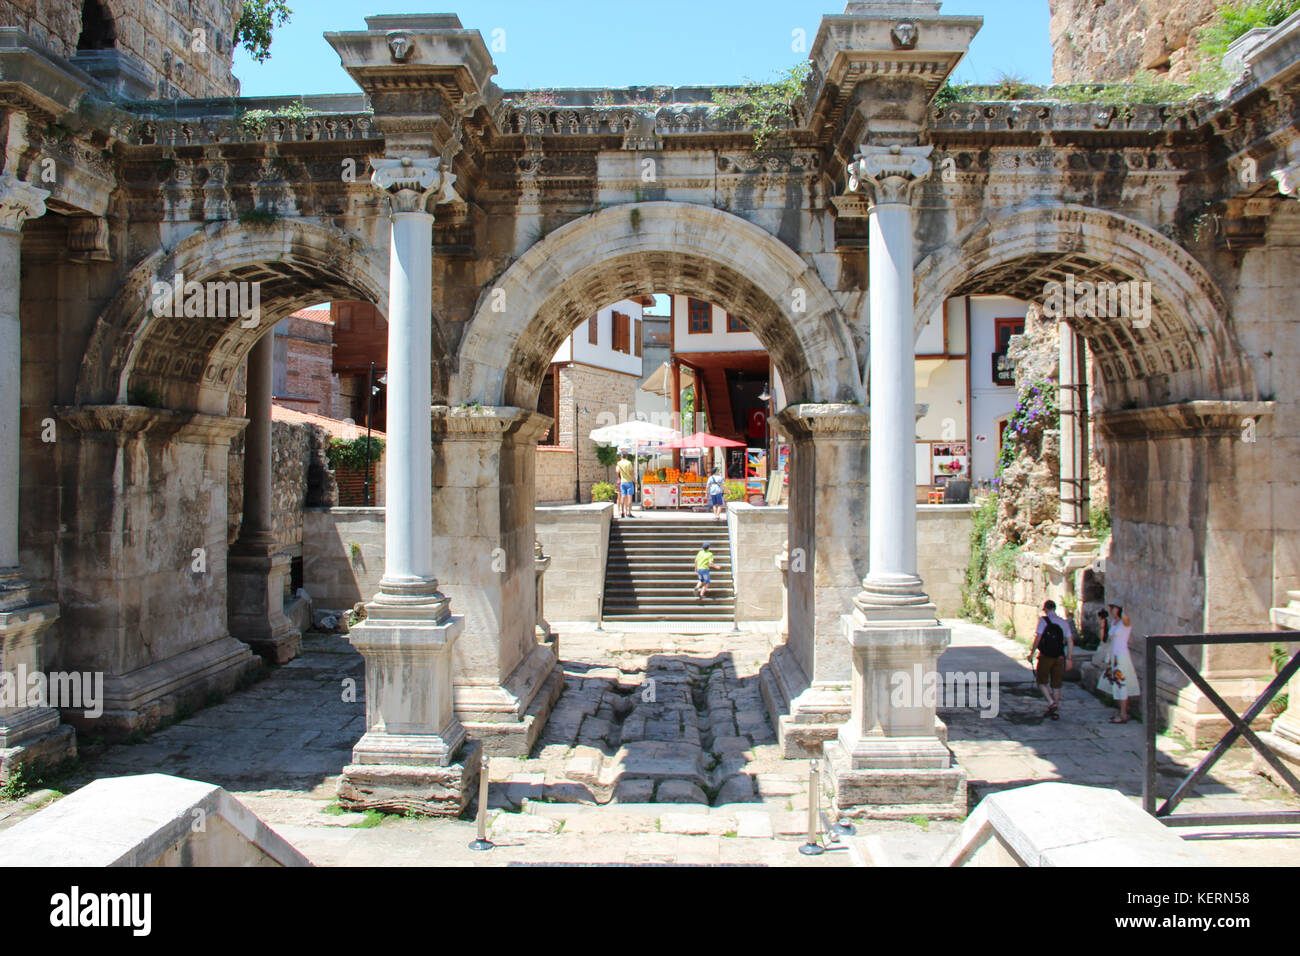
left=371, top=157, right=450, bottom=603
left=851, top=145, right=934, bottom=610
left=0, top=177, right=48, bottom=585
left=238, top=333, right=275, bottom=548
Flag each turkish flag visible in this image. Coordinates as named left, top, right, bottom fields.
left=748, top=408, right=767, bottom=439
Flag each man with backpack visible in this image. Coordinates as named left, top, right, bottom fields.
left=706, top=468, right=726, bottom=520
left=1028, top=599, right=1075, bottom=720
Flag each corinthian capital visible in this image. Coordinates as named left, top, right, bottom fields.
left=847, top=144, right=934, bottom=207
left=0, top=175, right=50, bottom=233
left=371, top=156, right=457, bottom=215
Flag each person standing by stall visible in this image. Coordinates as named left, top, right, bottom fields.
left=706, top=468, right=726, bottom=521
left=616, top=453, right=636, bottom=518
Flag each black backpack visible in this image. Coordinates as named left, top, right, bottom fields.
left=1038, top=617, right=1066, bottom=657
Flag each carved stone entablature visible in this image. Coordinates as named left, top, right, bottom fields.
left=0, top=174, right=49, bottom=232
left=1095, top=401, right=1276, bottom=443
left=371, top=156, right=456, bottom=214
left=847, top=143, right=933, bottom=205
left=931, top=100, right=1185, bottom=135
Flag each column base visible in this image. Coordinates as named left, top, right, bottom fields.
left=63, top=636, right=260, bottom=740
left=822, top=738, right=968, bottom=819
left=455, top=644, right=564, bottom=757
left=339, top=739, right=481, bottom=817
left=759, top=645, right=851, bottom=757
left=0, top=724, right=76, bottom=783
left=0, top=599, right=78, bottom=776
left=1157, top=677, right=1275, bottom=748
left=228, top=549, right=302, bottom=665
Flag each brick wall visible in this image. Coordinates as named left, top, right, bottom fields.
left=277, top=314, right=336, bottom=416
left=556, top=363, right=638, bottom=503
left=0, top=0, right=243, bottom=98
left=535, top=446, right=575, bottom=504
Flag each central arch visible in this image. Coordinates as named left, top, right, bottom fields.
left=453, top=201, right=862, bottom=407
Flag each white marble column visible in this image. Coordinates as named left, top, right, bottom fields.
left=826, top=146, right=965, bottom=816
left=0, top=175, right=76, bottom=776
left=339, top=157, right=477, bottom=816
left=228, top=331, right=301, bottom=663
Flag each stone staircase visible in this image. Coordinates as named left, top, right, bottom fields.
left=602, top=517, right=735, bottom=622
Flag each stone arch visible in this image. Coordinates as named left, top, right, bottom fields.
left=453, top=201, right=862, bottom=408
left=914, top=203, right=1255, bottom=409
left=77, top=0, right=117, bottom=51
left=76, top=219, right=392, bottom=414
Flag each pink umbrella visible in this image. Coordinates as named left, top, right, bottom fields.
left=663, top=432, right=746, bottom=449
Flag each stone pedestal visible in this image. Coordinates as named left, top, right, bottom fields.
left=0, top=597, right=76, bottom=780
left=227, top=550, right=301, bottom=664
left=431, top=405, right=563, bottom=757
left=825, top=609, right=967, bottom=818
left=764, top=405, right=869, bottom=757
left=534, top=540, right=557, bottom=659
left=338, top=602, right=477, bottom=816
left=1256, top=594, right=1300, bottom=787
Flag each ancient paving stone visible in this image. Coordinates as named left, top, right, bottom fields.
left=612, top=778, right=656, bottom=803
left=656, top=780, right=708, bottom=804
left=716, top=773, right=757, bottom=804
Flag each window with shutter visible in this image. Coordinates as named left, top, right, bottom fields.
left=688, top=298, right=712, bottom=334
left=588, top=314, right=599, bottom=345
left=634, top=318, right=642, bottom=357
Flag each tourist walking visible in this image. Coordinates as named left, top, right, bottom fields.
left=693, top=542, right=715, bottom=599
left=706, top=468, right=726, bottom=521
left=616, top=453, right=636, bottom=518
left=1027, top=599, right=1074, bottom=720
left=1098, top=604, right=1140, bottom=723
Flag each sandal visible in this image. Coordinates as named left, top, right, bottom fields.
left=1110, top=716, right=1129, bottom=724
left=1050, top=709, right=1060, bottom=720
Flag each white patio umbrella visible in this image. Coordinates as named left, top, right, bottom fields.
left=589, top=420, right=681, bottom=499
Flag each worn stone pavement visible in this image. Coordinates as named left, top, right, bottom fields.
left=0, top=621, right=1296, bottom=866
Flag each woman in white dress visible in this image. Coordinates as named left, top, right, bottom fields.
left=1098, top=604, right=1140, bottom=723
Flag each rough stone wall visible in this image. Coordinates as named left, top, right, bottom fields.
left=1049, top=0, right=1224, bottom=84
left=271, top=420, right=318, bottom=557
left=0, top=0, right=243, bottom=98
left=302, top=507, right=383, bottom=611
left=555, top=364, right=638, bottom=503
left=730, top=504, right=787, bottom=622
left=535, top=446, right=575, bottom=504
left=918, top=504, right=976, bottom=617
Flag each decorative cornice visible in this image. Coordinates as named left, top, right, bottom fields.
left=1095, top=401, right=1275, bottom=442
left=847, top=143, right=933, bottom=206
left=430, top=405, right=552, bottom=443
left=0, top=174, right=48, bottom=233
left=371, top=155, right=456, bottom=214
left=775, top=403, right=871, bottom=440
left=54, top=405, right=248, bottom=445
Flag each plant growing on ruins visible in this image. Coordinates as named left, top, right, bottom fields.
left=710, top=61, right=811, bottom=149
left=997, top=379, right=1058, bottom=473
left=1196, top=0, right=1300, bottom=65
left=326, top=436, right=385, bottom=472
left=725, top=481, right=746, bottom=502
left=239, top=207, right=280, bottom=226
left=960, top=493, right=998, bottom=622
left=235, top=0, right=293, bottom=64
left=591, top=482, right=616, bottom=503
left=1089, top=504, right=1111, bottom=543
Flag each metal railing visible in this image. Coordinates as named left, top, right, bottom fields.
left=1143, top=631, right=1300, bottom=827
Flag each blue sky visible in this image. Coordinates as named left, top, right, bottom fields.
left=232, top=0, right=1053, bottom=98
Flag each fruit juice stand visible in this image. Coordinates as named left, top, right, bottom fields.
left=641, top=468, right=707, bottom=509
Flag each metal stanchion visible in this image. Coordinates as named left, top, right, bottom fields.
left=799, top=759, right=825, bottom=856
left=468, top=752, right=494, bottom=851
left=596, top=595, right=604, bottom=632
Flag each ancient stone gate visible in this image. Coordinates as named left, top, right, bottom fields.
left=3, top=0, right=1299, bottom=810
